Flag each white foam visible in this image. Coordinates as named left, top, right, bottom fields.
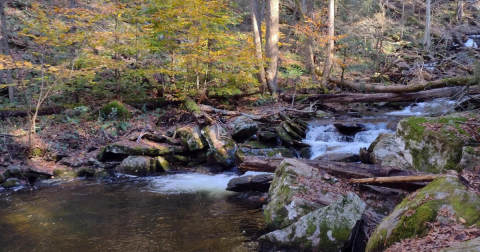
left=465, top=39, right=478, bottom=48
left=146, top=172, right=271, bottom=195
left=386, top=99, right=456, bottom=116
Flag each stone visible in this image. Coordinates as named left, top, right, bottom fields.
left=315, top=110, right=330, bottom=118
left=99, top=101, right=131, bottom=120
left=366, top=177, right=480, bottom=252
left=230, top=116, right=258, bottom=139
left=177, top=125, right=207, bottom=151
left=76, top=168, right=96, bottom=177
left=439, top=237, right=480, bottom=252
left=334, top=123, right=365, bottom=135
left=226, top=174, right=274, bottom=192
left=365, top=133, right=412, bottom=169
left=3, top=178, right=21, bottom=188
left=395, top=113, right=478, bottom=173
left=94, top=170, right=109, bottom=180
left=275, top=124, right=310, bottom=148
left=116, top=156, right=157, bottom=176
left=201, top=124, right=237, bottom=168
left=259, top=193, right=366, bottom=252
left=264, top=159, right=345, bottom=230
left=257, top=129, right=278, bottom=142
left=97, top=140, right=185, bottom=161
left=59, top=156, right=86, bottom=168
left=457, top=147, right=480, bottom=172
left=0, top=170, right=9, bottom=184
left=234, top=147, right=295, bottom=165
left=315, top=152, right=360, bottom=163
left=299, top=147, right=312, bottom=159
left=155, top=156, right=174, bottom=172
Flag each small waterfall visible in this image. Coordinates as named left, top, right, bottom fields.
left=385, top=98, right=456, bottom=116
left=303, top=123, right=392, bottom=159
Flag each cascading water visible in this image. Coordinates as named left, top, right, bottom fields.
left=385, top=98, right=456, bottom=116
left=303, top=123, right=393, bottom=159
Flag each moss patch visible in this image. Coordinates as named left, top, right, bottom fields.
left=100, top=101, right=131, bottom=120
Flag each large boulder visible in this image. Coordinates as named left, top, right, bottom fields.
left=259, top=193, right=366, bottom=252
left=230, top=116, right=258, bottom=139
left=395, top=113, right=478, bottom=173
left=97, top=140, right=185, bottom=161
left=116, top=156, right=173, bottom=176
left=457, top=146, right=480, bottom=172
left=362, top=133, right=412, bottom=169
left=264, top=159, right=345, bottom=230
left=440, top=237, right=480, bottom=252
left=201, top=124, right=237, bottom=168
left=177, top=125, right=207, bottom=151
left=366, top=176, right=480, bottom=252
left=226, top=174, right=273, bottom=192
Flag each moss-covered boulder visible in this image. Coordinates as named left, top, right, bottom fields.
left=201, top=124, right=237, bottom=168
left=116, top=156, right=158, bottom=176
left=0, top=170, right=9, bottom=184
left=2, top=178, right=21, bottom=188
left=366, top=176, right=480, bottom=252
left=276, top=123, right=310, bottom=148
left=155, top=156, right=174, bottom=172
left=259, top=193, right=366, bottom=252
left=234, top=147, right=295, bottom=165
left=257, top=129, right=278, bottom=142
left=97, top=140, right=185, bottom=161
left=100, top=101, right=131, bottom=120
left=264, top=159, right=345, bottom=230
left=230, top=116, right=258, bottom=139
left=395, top=113, right=478, bottom=173
left=365, top=133, right=412, bottom=169
left=76, top=168, right=96, bottom=178
left=457, top=146, right=480, bottom=172
left=439, top=237, right=480, bottom=252
left=177, top=125, right=207, bottom=151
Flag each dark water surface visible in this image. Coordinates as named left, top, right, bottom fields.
left=0, top=176, right=266, bottom=252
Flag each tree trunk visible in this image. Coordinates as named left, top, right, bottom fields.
left=321, top=0, right=335, bottom=87
left=349, top=175, right=446, bottom=185
left=423, top=0, right=431, bottom=49
left=0, top=0, right=13, bottom=102
left=456, top=0, right=464, bottom=23
left=70, top=0, right=76, bottom=8
left=305, top=0, right=315, bottom=75
left=250, top=0, right=267, bottom=91
left=265, top=0, right=279, bottom=95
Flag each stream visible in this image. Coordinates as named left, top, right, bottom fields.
left=0, top=99, right=455, bottom=251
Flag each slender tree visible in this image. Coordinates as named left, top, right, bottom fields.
left=423, top=0, right=431, bottom=50
left=250, top=0, right=267, bottom=91
left=321, top=0, right=335, bottom=87
left=456, top=0, right=464, bottom=23
left=265, top=0, right=279, bottom=95
left=0, top=0, right=13, bottom=102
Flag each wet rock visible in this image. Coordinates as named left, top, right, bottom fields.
left=3, top=178, right=21, bottom=188
left=298, top=147, right=312, bottom=159
left=275, top=124, right=310, bottom=148
left=155, top=156, right=173, bottom=172
left=315, top=153, right=360, bottom=163
left=226, top=174, right=273, bottom=192
left=97, top=140, right=185, bottom=161
left=259, top=193, right=366, bottom=252
left=257, top=129, right=278, bottom=142
left=315, top=110, right=330, bottom=118
left=59, top=156, right=86, bottom=168
left=264, top=159, right=344, bottom=230
left=457, top=146, right=480, bottom=172
left=94, top=170, right=110, bottom=180
left=230, top=116, right=258, bottom=139
left=0, top=170, right=9, bottom=184
left=234, top=147, right=295, bottom=165
left=395, top=113, right=478, bottom=173
left=366, top=176, right=480, bottom=252
left=201, top=124, right=237, bottom=168
left=76, top=168, right=96, bottom=178
left=363, top=133, right=412, bottom=169
left=177, top=125, right=208, bottom=151
left=116, top=156, right=158, bottom=176
left=334, top=123, right=365, bottom=135
left=440, top=237, right=480, bottom=252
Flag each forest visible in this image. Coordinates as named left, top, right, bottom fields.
left=0, top=0, right=479, bottom=252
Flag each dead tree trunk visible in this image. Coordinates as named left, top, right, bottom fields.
left=0, top=0, right=13, bottom=102
left=423, top=0, right=431, bottom=49
left=456, top=0, right=464, bottom=23
left=305, top=0, right=315, bottom=76
left=321, top=0, right=335, bottom=87
left=265, top=0, right=280, bottom=95
left=250, top=0, right=267, bottom=91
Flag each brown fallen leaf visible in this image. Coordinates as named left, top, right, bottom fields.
left=459, top=217, right=466, bottom=224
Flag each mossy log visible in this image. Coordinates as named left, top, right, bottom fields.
left=238, top=157, right=427, bottom=190
left=184, top=96, right=212, bottom=125
left=0, top=106, right=68, bottom=119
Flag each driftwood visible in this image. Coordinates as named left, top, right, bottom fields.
left=329, top=76, right=474, bottom=93
left=349, top=175, right=446, bottom=184
left=282, top=85, right=480, bottom=103
left=239, top=157, right=427, bottom=190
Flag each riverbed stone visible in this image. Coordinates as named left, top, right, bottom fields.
left=116, top=156, right=157, bottom=176
left=234, top=147, right=295, bottom=165
left=395, top=113, right=478, bottom=173
left=3, top=178, right=21, bottom=188
left=440, top=237, right=480, bottom=252
left=155, top=156, right=173, bottom=172
left=257, top=129, right=278, bottom=142
left=226, top=174, right=274, bottom=192
left=366, top=176, right=480, bottom=252
left=365, top=133, right=412, bottom=169
left=457, top=146, right=480, bottom=172
left=315, top=152, right=360, bottom=163
left=259, top=193, right=366, bottom=252
left=264, top=159, right=344, bottom=230
left=97, top=140, right=185, bottom=161
left=334, top=123, right=365, bottom=135
left=230, top=116, right=258, bottom=139
left=201, top=124, right=237, bottom=168
left=177, top=125, right=207, bottom=151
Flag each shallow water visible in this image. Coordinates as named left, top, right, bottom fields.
left=0, top=175, right=266, bottom=252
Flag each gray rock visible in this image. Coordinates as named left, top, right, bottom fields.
left=116, top=156, right=158, bottom=176
left=440, top=237, right=480, bottom=252
left=315, top=110, right=330, bottom=118
left=257, top=129, right=278, bottom=142
left=457, top=146, right=480, bottom=172
left=201, top=125, right=237, bottom=168
left=365, top=133, right=412, bottom=169
left=334, top=123, right=365, bottom=135
left=234, top=147, right=295, bottom=165
left=259, top=193, right=366, bottom=252
left=97, top=140, right=185, bottom=161
left=315, top=152, right=360, bottom=162
left=3, top=178, right=21, bottom=188
left=177, top=125, right=207, bottom=151
left=226, top=174, right=273, bottom=192
left=366, top=176, right=480, bottom=252
left=231, top=116, right=258, bottom=139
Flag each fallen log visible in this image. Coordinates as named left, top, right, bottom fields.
left=282, top=85, right=480, bottom=103
left=239, top=157, right=420, bottom=178
left=329, top=76, right=474, bottom=93
left=183, top=97, right=212, bottom=125
left=199, top=104, right=313, bottom=121
left=348, top=175, right=446, bottom=184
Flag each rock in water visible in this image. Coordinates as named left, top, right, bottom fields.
left=333, top=123, right=365, bottom=135
left=116, top=156, right=172, bottom=176
left=366, top=176, right=480, bottom=252
left=201, top=124, right=237, bottom=168
left=226, top=174, right=273, bottom=192
left=230, top=116, right=258, bottom=139
left=264, top=159, right=345, bottom=230
left=363, top=133, right=412, bottom=169
left=259, top=193, right=366, bottom=252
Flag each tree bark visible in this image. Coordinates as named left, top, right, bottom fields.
left=0, top=0, right=13, bottom=102
left=329, top=76, right=475, bottom=93
left=305, top=0, right=315, bottom=75
left=281, top=85, right=480, bottom=103
left=456, top=0, right=464, bottom=23
left=349, top=175, right=446, bottom=185
left=321, top=0, right=335, bottom=87
left=250, top=0, right=267, bottom=91
left=423, top=0, right=431, bottom=49
left=265, top=0, right=279, bottom=95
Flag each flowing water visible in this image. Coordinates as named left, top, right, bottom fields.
left=0, top=173, right=267, bottom=252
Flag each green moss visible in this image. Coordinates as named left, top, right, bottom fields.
left=156, top=156, right=173, bottom=172
left=77, top=168, right=96, bottom=177
left=366, top=228, right=388, bottom=252
left=100, top=101, right=131, bottom=120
